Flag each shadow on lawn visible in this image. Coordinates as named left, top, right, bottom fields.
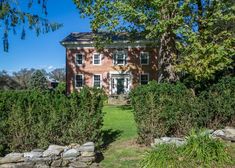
left=117, top=105, right=133, bottom=111
left=96, top=129, right=122, bottom=163
left=101, top=129, right=123, bottom=149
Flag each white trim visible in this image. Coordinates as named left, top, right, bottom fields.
left=74, top=74, right=84, bottom=89
left=140, top=52, right=150, bottom=65
left=93, top=74, right=102, bottom=88
left=75, top=53, right=84, bottom=66
left=92, top=53, right=102, bottom=65
left=140, top=73, right=149, bottom=85
left=113, top=49, right=128, bottom=65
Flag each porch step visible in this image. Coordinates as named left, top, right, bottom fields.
left=108, top=94, right=130, bottom=105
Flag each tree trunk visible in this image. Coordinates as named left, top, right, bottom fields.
left=157, top=31, right=179, bottom=83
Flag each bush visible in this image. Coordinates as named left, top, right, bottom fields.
left=140, top=130, right=232, bottom=168
left=131, top=77, right=235, bottom=145
left=130, top=81, right=198, bottom=145
left=199, top=77, right=235, bottom=128
left=0, top=87, right=104, bottom=155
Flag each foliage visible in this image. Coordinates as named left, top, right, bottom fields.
left=0, top=0, right=62, bottom=52
left=130, top=81, right=197, bottom=144
left=130, top=77, right=235, bottom=145
left=198, top=76, right=235, bottom=128
left=0, top=87, right=104, bottom=155
left=140, top=130, right=232, bottom=168
left=74, top=0, right=235, bottom=82
left=28, top=70, right=48, bottom=90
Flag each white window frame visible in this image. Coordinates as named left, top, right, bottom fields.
left=140, top=52, right=149, bottom=65
left=93, top=74, right=102, bottom=88
left=140, top=73, right=149, bottom=85
left=75, top=74, right=84, bottom=88
left=93, top=53, right=102, bottom=65
left=75, top=53, right=84, bottom=66
left=113, top=50, right=127, bottom=65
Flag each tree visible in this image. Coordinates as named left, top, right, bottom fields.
left=0, top=71, right=21, bottom=90
left=12, top=68, right=36, bottom=89
left=73, top=0, right=235, bottom=83
left=28, top=70, right=48, bottom=90
left=49, top=68, right=65, bottom=82
left=0, top=0, right=62, bottom=52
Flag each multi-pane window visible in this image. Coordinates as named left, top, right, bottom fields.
left=75, top=74, right=83, bottom=88
left=76, top=54, right=83, bottom=65
left=93, top=75, right=101, bottom=88
left=93, top=53, right=101, bottom=65
left=140, top=74, right=149, bottom=85
left=114, top=50, right=127, bottom=65
left=140, top=52, right=149, bottom=65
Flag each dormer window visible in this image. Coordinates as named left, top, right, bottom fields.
left=140, top=52, right=149, bottom=65
left=113, top=50, right=127, bottom=65
left=76, top=53, right=84, bottom=65
left=93, top=53, right=101, bottom=65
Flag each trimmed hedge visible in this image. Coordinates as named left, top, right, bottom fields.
left=130, top=77, right=235, bottom=145
left=0, top=87, right=104, bottom=155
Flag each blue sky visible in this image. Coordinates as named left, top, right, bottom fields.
left=0, top=0, right=91, bottom=73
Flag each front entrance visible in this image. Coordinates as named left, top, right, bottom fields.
left=110, top=72, right=131, bottom=95
left=116, top=78, right=125, bottom=94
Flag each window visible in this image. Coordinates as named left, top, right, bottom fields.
left=140, top=74, right=149, bottom=85
left=140, top=52, right=149, bottom=65
left=93, top=53, right=101, bottom=65
left=114, top=50, right=127, bottom=65
left=93, top=75, right=102, bottom=88
left=75, top=74, right=84, bottom=88
left=76, top=54, right=83, bottom=65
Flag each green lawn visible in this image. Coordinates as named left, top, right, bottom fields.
left=101, top=105, right=148, bottom=168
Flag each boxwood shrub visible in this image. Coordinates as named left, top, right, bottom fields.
left=0, top=87, right=104, bottom=155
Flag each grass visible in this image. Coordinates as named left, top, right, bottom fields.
left=101, top=105, right=147, bottom=168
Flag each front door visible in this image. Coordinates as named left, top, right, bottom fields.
left=116, top=78, right=125, bottom=94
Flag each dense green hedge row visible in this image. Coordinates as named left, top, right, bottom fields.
left=0, top=87, right=104, bottom=155
left=130, top=77, right=235, bottom=145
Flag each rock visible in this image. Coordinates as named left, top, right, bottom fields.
left=42, top=145, right=66, bottom=157
left=79, top=156, right=96, bottom=162
left=224, top=126, right=235, bottom=137
left=51, top=159, right=62, bottom=167
left=212, top=130, right=225, bottom=137
left=69, top=161, right=88, bottom=168
left=0, top=162, right=35, bottom=168
left=152, top=137, right=185, bottom=147
left=78, top=142, right=95, bottom=153
left=34, top=164, right=50, bottom=168
left=81, top=152, right=95, bottom=157
left=63, top=149, right=80, bottom=158
left=31, top=149, right=44, bottom=153
left=27, top=157, right=52, bottom=166
left=61, top=159, right=70, bottom=167
left=23, top=152, right=42, bottom=159
left=0, top=153, right=24, bottom=164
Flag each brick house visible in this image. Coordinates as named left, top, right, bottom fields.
left=61, top=32, right=158, bottom=95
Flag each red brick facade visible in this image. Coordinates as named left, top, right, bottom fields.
left=65, top=46, right=158, bottom=94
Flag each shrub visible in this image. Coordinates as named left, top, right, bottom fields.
left=199, top=77, right=235, bottom=128
left=131, top=77, right=235, bottom=145
left=130, top=81, right=198, bottom=145
left=140, top=130, right=232, bottom=168
left=0, top=87, right=104, bottom=155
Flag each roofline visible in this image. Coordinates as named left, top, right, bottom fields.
left=60, top=40, right=156, bottom=48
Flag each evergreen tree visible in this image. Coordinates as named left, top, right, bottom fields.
left=28, top=70, right=48, bottom=90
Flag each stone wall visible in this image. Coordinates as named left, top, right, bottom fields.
left=0, top=142, right=99, bottom=168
